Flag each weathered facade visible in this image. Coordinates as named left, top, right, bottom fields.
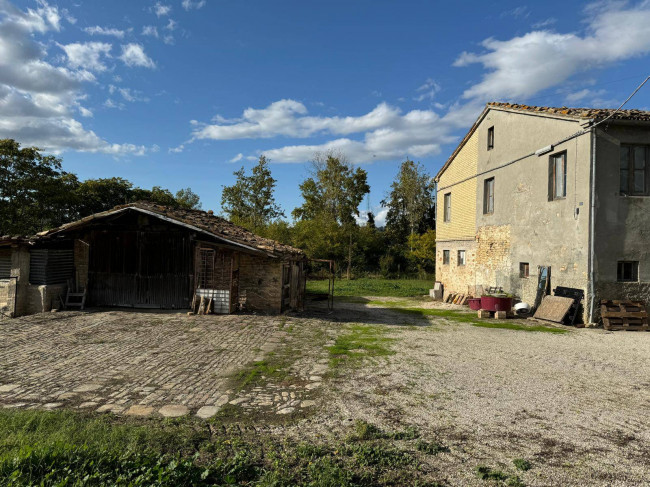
left=435, top=103, right=650, bottom=323
left=0, top=203, right=307, bottom=317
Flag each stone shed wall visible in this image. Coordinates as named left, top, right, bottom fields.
left=239, top=254, right=283, bottom=313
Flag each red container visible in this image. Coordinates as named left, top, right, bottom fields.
left=480, top=296, right=513, bottom=312
left=468, top=298, right=482, bottom=310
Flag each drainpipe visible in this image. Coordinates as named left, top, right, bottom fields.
left=588, top=126, right=597, bottom=324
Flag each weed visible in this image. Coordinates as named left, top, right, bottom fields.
left=344, top=443, right=413, bottom=468
left=350, top=420, right=385, bottom=440
left=233, top=352, right=289, bottom=390
left=415, top=440, right=449, bottom=455
left=513, top=458, right=532, bottom=471
left=391, top=426, right=420, bottom=440
left=475, top=465, right=508, bottom=481
left=506, top=476, right=526, bottom=487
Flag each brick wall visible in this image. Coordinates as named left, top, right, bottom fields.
left=437, top=130, right=479, bottom=241
left=239, top=254, right=282, bottom=313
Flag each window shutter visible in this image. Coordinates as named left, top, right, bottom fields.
left=548, top=157, right=554, bottom=201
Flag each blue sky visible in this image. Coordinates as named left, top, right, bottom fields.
left=3, top=0, right=650, bottom=224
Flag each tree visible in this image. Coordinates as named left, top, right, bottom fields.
left=221, top=155, right=284, bottom=230
left=293, top=152, right=370, bottom=278
left=408, top=229, right=436, bottom=277
left=175, top=187, right=202, bottom=209
left=0, top=139, right=79, bottom=235
left=75, top=178, right=134, bottom=217
left=382, top=159, right=435, bottom=248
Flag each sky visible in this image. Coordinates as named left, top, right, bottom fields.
left=3, top=0, right=650, bottom=226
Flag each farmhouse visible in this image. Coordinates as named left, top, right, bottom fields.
left=435, top=102, right=650, bottom=323
left=0, top=202, right=307, bottom=317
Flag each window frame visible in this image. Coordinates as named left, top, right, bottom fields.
left=620, top=145, right=649, bottom=196
left=519, top=262, right=530, bottom=279
left=483, top=177, right=494, bottom=214
left=548, top=151, right=567, bottom=201
left=617, top=261, right=639, bottom=282
left=443, top=193, right=451, bottom=222
left=457, top=250, right=466, bottom=266
left=442, top=250, right=450, bottom=265
left=487, top=126, right=494, bottom=151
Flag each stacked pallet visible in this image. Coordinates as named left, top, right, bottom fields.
left=601, top=300, right=649, bottom=331
left=445, top=293, right=470, bottom=305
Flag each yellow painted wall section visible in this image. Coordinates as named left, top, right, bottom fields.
left=437, top=130, right=478, bottom=241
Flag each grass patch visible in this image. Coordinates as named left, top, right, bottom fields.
left=475, top=465, right=509, bottom=481
left=415, top=440, right=449, bottom=455
left=328, top=324, right=396, bottom=367
left=513, top=458, right=532, bottom=471
left=0, top=410, right=443, bottom=486
left=367, top=303, right=568, bottom=334
left=307, top=278, right=433, bottom=297
left=233, top=352, right=290, bottom=390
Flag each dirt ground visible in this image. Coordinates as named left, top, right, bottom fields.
left=1, top=299, right=649, bottom=486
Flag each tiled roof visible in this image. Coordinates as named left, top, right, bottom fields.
left=487, top=102, right=650, bottom=122
left=34, top=202, right=305, bottom=259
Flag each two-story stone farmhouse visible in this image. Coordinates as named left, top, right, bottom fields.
left=434, top=102, right=650, bottom=323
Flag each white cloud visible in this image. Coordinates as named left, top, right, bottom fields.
left=165, top=18, right=177, bottom=31
left=229, top=153, right=243, bottom=163
left=501, top=6, right=530, bottom=19
left=454, top=1, right=650, bottom=100
left=414, top=78, right=441, bottom=102
left=532, top=17, right=557, bottom=28
left=182, top=0, right=206, bottom=10
left=0, top=2, right=146, bottom=155
left=119, top=43, right=156, bottom=68
left=162, top=34, right=174, bottom=45
left=355, top=206, right=388, bottom=227
left=83, top=25, right=125, bottom=38
left=153, top=2, right=171, bottom=17
left=59, top=42, right=112, bottom=72
left=141, top=25, right=159, bottom=37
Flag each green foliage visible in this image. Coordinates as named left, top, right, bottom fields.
left=221, top=155, right=284, bottom=230
left=475, top=465, right=508, bottom=481
left=512, top=458, right=532, bottom=471
left=408, top=229, right=436, bottom=276
left=233, top=353, right=290, bottom=390
left=415, top=440, right=449, bottom=455
left=174, top=187, right=202, bottom=209
left=306, top=278, right=433, bottom=297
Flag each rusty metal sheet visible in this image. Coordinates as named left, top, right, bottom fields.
left=533, top=295, right=574, bottom=323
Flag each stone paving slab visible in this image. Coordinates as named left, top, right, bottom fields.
left=0, top=310, right=283, bottom=417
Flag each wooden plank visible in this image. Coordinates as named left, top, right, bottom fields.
left=533, top=295, right=574, bottom=323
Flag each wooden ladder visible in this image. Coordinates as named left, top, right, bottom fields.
left=65, top=278, right=87, bottom=310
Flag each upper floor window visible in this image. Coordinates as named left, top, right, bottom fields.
left=483, top=177, right=494, bottom=214
left=442, top=250, right=450, bottom=265
left=617, top=261, right=639, bottom=282
left=549, top=151, right=567, bottom=201
left=487, top=126, right=494, bottom=150
left=443, top=193, right=451, bottom=222
left=620, top=145, right=648, bottom=196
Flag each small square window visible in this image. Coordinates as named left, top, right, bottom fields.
left=519, top=262, right=529, bottom=278
left=443, top=193, right=451, bottom=222
left=487, top=126, right=494, bottom=150
left=617, top=261, right=639, bottom=282
left=457, top=250, right=466, bottom=266
left=442, top=250, right=450, bottom=265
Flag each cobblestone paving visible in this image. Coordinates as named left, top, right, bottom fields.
left=0, top=310, right=288, bottom=418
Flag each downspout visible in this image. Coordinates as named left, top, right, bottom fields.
left=587, top=126, right=597, bottom=324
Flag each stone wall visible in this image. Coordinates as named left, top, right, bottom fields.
left=239, top=254, right=282, bottom=313
left=475, top=224, right=511, bottom=292
left=0, top=278, right=17, bottom=317
left=436, top=240, right=477, bottom=299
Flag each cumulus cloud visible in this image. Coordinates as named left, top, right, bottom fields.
left=59, top=41, right=112, bottom=72
left=83, top=25, right=125, bottom=38
left=141, top=25, right=158, bottom=37
left=0, top=1, right=146, bottom=155
left=454, top=1, right=650, bottom=100
left=182, top=0, right=206, bottom=10
left=153, top=2, right=171, bottom=17
left=119, top=43, right=156, bottom=68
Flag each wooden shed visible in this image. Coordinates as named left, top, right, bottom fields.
left=0, top=203, right=307, bottom=316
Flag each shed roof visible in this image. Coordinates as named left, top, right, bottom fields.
left=3, top=202, right=305, bottom=259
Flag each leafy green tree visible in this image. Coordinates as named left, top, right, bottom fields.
left=221, top=155, right=284, bottom=230
left=75, top=178, right=135, bottom=217
left=408, top=229, right=436, bottom=277
left=175, top=187, right=202, bottom=209
left=0, top=139, right=79, bottom=235
left=293, top=152, right=370, bottom=278
left=382, top=159, right=435, bottom=247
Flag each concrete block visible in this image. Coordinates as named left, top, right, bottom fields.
left=477, top=309, right=492, bottom=319
left=495, top=310, right=508, bottom=319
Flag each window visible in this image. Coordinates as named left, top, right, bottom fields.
left=457, top=250, right=466, bottom=266
left=617, top=261, right=639, bottom=282
left=483, top=177, right=494, bottom=214
left=442, top=250, right=450, bottom=265
left=487, top=126, right=494, bottom=150
left=620, top=145, right=648, bottom=195
left=519, top=262, right=529, bottom=278
left=28, top=249, right=73, bottom=285
left=443, top=193, right=451, bottom=222
left=549, top=151, right=567, bottom=200
left=0, top=251, right=11, bottom=279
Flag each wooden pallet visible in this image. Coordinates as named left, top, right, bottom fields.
left=601, top=300, right=649, bottom=331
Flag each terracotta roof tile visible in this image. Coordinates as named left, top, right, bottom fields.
left=487, top=102, right=650, bottom=122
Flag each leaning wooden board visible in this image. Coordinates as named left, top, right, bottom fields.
left=601, top=300, right=649, bottom=331
left=533, top=295, right=574, bottom=323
